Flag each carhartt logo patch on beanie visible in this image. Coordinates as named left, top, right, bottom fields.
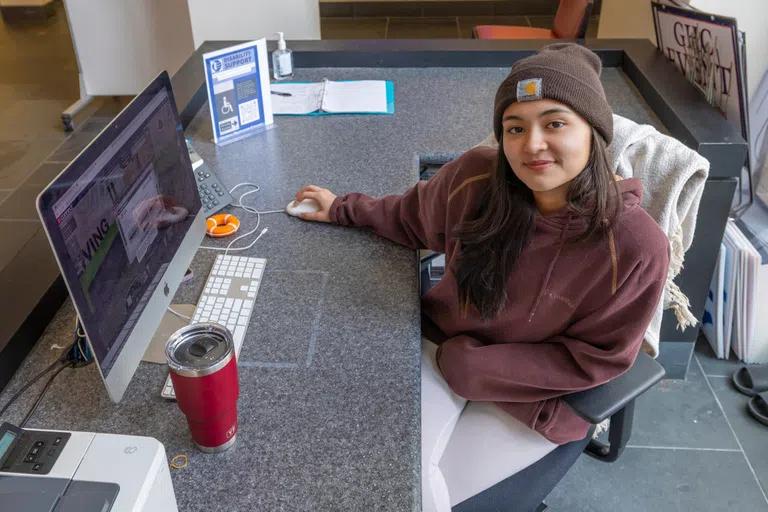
left=494, top=43, right=613, bottom=144
left=517, top=78, right=542, bottom=102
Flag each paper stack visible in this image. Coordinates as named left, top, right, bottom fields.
left=703, top=220, right=768, bottom=363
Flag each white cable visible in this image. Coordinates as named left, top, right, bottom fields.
left=229, top=182, right=259, bottom=195
left=167, top=306, right=192, bottom=321
left=199, top=182, right=282, bottom=254
left=230, top=185, right=284, bottom=214
left=199, top=228, right=269, bottom=253
left=233, top=188, right=261, bottom=213
left=224, top=227, right=269, bottom=254
left=227, top=182, right=284, bottom=216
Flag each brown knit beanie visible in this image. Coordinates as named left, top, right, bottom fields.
left=493, top=43, right=613, bottom=144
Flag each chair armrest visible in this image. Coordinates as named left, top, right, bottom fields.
left=562, top=352, right=665, bottom=424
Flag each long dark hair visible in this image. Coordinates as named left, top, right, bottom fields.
left=453, top=127, right=621, bottom=319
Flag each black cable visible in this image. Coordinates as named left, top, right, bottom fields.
left=0, top=318, right=93, bottom=424
left=14, top=342, right=93, bottom=428
left=19, top=362, right=73, bottom=428
left=0, top=358, right=64, bottom=419
left=19, top=339, right=94, bottom=427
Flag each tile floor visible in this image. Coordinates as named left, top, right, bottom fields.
left=545, top=334, right=768, bottom=511
left=2, top=5, right=767, bottom=512
left=0, top=4, right=125, bottom=360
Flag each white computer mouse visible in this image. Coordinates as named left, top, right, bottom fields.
left=286, top=198, right=321, bottom=217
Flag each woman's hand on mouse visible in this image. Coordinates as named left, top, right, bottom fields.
left=295, top=185, right=337, bottom=222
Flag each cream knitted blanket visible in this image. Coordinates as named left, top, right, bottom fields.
left=474, top=114, right=709, bottom=357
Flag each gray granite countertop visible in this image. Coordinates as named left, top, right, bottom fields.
left=0, top=66, right=664, bottom=511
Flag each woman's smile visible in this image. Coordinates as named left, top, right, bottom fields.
left=524, top=160, right=555, bottom=171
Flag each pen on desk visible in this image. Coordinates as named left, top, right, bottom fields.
left=271, top=91, right=292, bottom=97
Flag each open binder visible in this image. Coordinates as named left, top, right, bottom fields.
left=270, top=79, right=395, bottom=116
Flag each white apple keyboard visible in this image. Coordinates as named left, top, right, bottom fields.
left=161, top=254, right=266, bottom=399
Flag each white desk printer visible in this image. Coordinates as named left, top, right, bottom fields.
left=0, top=422, right=178, bottom=512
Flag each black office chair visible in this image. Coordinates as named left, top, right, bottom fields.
left=420, top=253, right=666, bottom=511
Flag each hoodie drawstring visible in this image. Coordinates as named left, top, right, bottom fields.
left=528, top=213, right=572, bottom=322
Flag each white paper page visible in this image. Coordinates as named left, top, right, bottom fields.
left=730, top=224, right=761, bottom=362
left=752, top=257, right=768, bottom=363
left=733, top=248, right=743, bottom=360
left=745, top=244, right=759, bottom=362
left=740, top=246, right=749, bottom=360
left=722, top=233, right=737, bottom=356
left=726, top=224, right=744, bottom=360
left=714, top=243, right=725, bottom=357
left=270, top=83, right=323, bottom=114
left=322, top=81, right=388, bottom=113
left=733, top=233, right=748, bottom=360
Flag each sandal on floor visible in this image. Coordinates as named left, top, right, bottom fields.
left=732, top=366, right=768, bottom=397
left=747, top=391, right=768, bottom=427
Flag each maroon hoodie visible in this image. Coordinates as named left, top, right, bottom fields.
left=330, top=146, right=669, bottom=444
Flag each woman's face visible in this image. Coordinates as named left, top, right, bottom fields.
left=501, top=99, right=592, bottom=202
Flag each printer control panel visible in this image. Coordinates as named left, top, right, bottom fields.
left=0, top=422, right=70, bottom=475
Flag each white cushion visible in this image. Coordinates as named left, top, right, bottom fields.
left=439, top=400, right=557, bottom=506
left=421, top=338, right=467, bottom=512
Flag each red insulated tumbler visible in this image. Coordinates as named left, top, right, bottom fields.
left=166, top=323, right=240, bottom=453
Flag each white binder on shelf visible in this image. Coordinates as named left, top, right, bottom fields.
left=718, top=220, right=768, bottom=364
left=703, top=243, right=726, bottom=358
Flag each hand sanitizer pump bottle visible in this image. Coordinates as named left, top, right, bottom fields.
left=272, top=32, right=294, bottom=80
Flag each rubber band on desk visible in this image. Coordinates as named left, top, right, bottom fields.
left=170, top=454, right=188, bottom=469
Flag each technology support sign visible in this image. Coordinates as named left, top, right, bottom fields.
left=203, top=39, right=273, bottom=146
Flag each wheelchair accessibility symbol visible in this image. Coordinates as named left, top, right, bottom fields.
left=221, top=97, right=234, bottom=115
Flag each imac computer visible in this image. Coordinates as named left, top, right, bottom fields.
left=36, top=71, right=206, bottom=402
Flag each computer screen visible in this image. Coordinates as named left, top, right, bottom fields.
left=37, top=72, right=203, bottom=386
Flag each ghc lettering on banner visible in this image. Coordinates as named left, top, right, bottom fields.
left=666, top=21, right=734, bottom=97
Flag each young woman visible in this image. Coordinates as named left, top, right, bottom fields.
left=294, top=44, right=669, bottom=511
